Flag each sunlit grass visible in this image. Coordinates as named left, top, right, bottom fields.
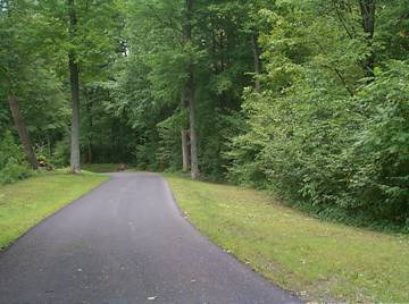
left=0, top=173, right=108, bottom=249
left=166, top=175, right=409, bottom=303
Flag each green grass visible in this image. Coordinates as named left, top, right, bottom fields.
left=0, top=172, right=108, bottom=250
left=166, top=176, right=409, bottom=303
left=81, top=163, right=121, bottom=173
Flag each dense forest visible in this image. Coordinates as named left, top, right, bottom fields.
left=0, top=0, right=408, bottom=230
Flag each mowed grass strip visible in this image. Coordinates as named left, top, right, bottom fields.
left=166, top=176, right=409, bottom=303
left=0, top=173, right=108, bottom=250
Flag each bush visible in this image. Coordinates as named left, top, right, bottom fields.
left=342, top=61, right=409, bottom=223
left=0, top=159, right=32, bottom=185
left=227, top=58, right=409, bottom=230
left=0, top=131, right=32, bottom=185
left=50, top=139, right=70, bottom=168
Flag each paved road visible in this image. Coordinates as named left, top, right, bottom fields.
left=0, top=173, right=301, bottom=304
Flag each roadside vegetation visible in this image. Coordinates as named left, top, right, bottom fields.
left=167, top=175, right=409, bottom=303
left=1, top=1, right=407, bottom=231
left=0, top=173, right=107, bottom=250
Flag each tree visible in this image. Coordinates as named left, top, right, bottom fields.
left=52, top=0, right=123, bottom=172
left=359, top=0, right=376, bottom=77
left=0, top=0, right=39, bottom=169
left=2, top=0, right=406, bottom=227
left=119, top=0, right=261, bottom=179
left=227, top=0, right=409, bottom=226
left=183, top=0, right=200, bottom=179
left=67, top=0, right=80, bottom=173
left=7, top=96, right=39, bottom=169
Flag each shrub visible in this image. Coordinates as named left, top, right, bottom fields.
left=227, top=58, right=409, bottom=230
left=0, top=131, right=32, bottom=185
left=50, top=139, right=70, bottom=168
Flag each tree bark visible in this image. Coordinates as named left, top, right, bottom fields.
left=187, top=77, right=199, bottom=179
left=359, top=0, right=376, bottom=77
left=7, top=95, right=39, bottom=169
left=181, top=130, right=190, bottom=172
left=184, top=0, right=200, bottom=179
left=251, top=31, right=262, bottom=92
left=67, top=0, right=81, bottom=173
left=186, top=66, right=199, bottom=179
left=86, top=93, right=93, bottom=164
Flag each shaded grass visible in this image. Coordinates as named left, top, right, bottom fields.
left=166, top=176, right=409, bottom=303
left=81, top=163, right=120, bottom=173
left=0, top=173, right=108, bottom=250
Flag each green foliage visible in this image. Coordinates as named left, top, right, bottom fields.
left=114, top=0, right=258, bottom=177
left=227, top=1, right=409, bottom=229
left=51, top=139, right=70, bottom=168
left=343, top=61, right=409, bottom=223
left=1, top=0, right=407, bottom=230
left=157, top=112, right=185, bottom=171
left=0, top=161, right=31, bottom=185
left=0, top=131, right=31, bottom=184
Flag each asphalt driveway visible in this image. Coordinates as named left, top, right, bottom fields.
left=0, top=172, right=300, bottom=304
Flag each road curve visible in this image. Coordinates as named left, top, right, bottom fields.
left=0, top=172, right=301, bottom=304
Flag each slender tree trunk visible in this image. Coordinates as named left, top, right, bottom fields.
left=68, top=52, right=80, bottom=172
left=47, top=135, right=51, bottom=158
left=359, top=0, right=376, bottom=77
left=187, top=75, right=199, bottom=179
left=180, top=93, right=190, bottom=172
left=67, top=0, right=80, bottom=173
left=251, top=31, right=262, bottom=92
left=86, top=95, right=93, bottom=164
left=181, top=130, right=190, bottom=172
left=7, top=95, right=39, bottom=169
left=87, top=140, right=93, bottom=164
left=184, top=0, right=200, bottom=179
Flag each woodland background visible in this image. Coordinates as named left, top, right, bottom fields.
left=0, top=0, right=408, bottom=231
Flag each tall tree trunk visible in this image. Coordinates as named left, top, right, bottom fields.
left=7, top=95, right=39, bottom=169
left=86, top=94, right=93, bottom=164
left=67, top=0, right=80, bottom=173
left=251, top=31, right=262, bottom=92
left=184, top=0, right=200, bottom=179
left=359, top=0, right=376, bottom=77
left=181, top=130, right=190, bottom=172
left=187, top=74, right=199, bottom=179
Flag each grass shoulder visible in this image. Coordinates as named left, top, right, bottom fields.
left=165, top=175, right=409, bottom=303
left=0, top=171, right=108, bottom=250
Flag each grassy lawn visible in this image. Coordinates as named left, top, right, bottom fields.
left=166, top=176, right=409, bottom=303
left=0, top=173, right=108, bottom=250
